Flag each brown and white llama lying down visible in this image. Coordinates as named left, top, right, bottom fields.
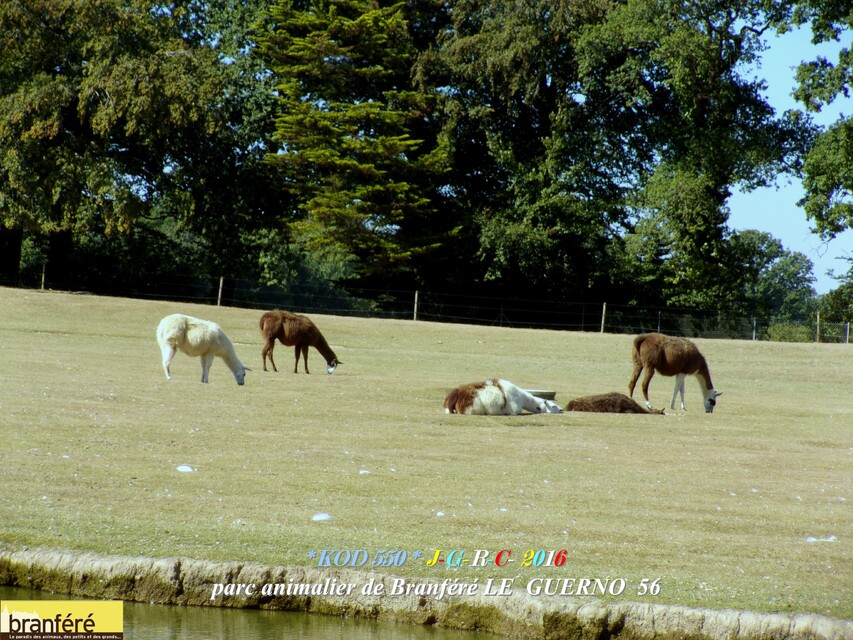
left=565, top=392, right=664, bottom=414
left=444, top=378, right=562, bottom=415
left=259, top=310, right=340, bottom=374
left=628, top=332, right=721, bottom=413
left=156, top=313, right=250, bottom=385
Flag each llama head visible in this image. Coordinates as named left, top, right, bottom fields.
left=530, top=398, right=562, bottom=414
left=326, top=358, right=339, bottom=374
left=234, top=366, right=251, bottom=386
left=544, top=400, right=563, bottom=414
left=704, top=389, right=721, bottom=413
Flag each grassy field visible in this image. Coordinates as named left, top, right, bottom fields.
left=0, top=286, right=850, bottom=620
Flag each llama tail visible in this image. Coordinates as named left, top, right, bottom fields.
left=259, top=313, right=275, bottom=335
left=631, top=334, right=646, bottom=367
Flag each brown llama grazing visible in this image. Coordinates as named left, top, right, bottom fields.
left=259, top=311, right=341, bottom=374
left=565, top=392, right=664, bottom=414
left=628, top=332, right=721, bottom=413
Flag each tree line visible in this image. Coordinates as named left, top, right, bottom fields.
left=1, top=0, right=852, bottom=323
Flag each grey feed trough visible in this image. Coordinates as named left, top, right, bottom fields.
left=526, top=389, right=556, bottom=400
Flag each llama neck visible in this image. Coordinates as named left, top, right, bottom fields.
left=696, top=358, right=714, bottom=394
left=315, top=335, right=337, bottom=365
left=220, top=340, right=245, bottom=374
left=519, top=389, right=540, bottom=412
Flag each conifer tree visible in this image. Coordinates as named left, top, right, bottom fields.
left=259, top=0, right=448, bottom=285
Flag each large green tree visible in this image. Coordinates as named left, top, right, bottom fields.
left=0, top=0, right=280, bottom=289
left=155, top=0, right=287, bottom=280
left=577, top=0, right=813, bottom=309
left=417, top=0, right=640, bottom=298
left=258, top=0, right=450, bottom=288
left=0, top=1, right=222, bottom=229
left=414, top=0, right=815, bottom=306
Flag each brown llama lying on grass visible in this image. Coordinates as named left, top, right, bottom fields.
left=628, top=332, right=721, bottom=413
left=565, top=392, right=664, bottom=414
left=259, top=310, right=340, bottom=374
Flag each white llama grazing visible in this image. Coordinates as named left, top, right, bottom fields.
left=156, top=313, right=250, bottom=385
left=444, top=378, right=562, bottom=415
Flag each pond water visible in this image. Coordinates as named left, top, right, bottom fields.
left=0, top=586, right=493, bottom=640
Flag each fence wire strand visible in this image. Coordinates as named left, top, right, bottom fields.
left=5, top=273, right=850, bottom=343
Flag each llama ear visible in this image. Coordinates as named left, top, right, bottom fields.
left=244, top=367, right=252, bottom=372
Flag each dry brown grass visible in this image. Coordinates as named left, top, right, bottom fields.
left=0, top=287, right=850, bottom=619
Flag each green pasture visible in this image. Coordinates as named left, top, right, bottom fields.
left=0, top=287, right=850, bottom=619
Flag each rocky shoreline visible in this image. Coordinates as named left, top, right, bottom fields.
left=1, top=547, right=850, bottom=640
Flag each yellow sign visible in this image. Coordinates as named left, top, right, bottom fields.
left=0, top=600, right=123, bottom=639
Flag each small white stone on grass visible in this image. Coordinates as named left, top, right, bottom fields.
left=312, top=512, right=333, bottom=522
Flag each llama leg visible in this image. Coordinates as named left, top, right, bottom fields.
left=302, top=345, right=310, bottom=374
left=161, top=344, right=176, bottom=380
left=200, top=353, right=214, bottom=383
left=641, top=369, right=655, bottom=408
left=262, top=338, right=278, bottom=372
left=293, top=346, right=300, bottom=373
left=628, top=364, right=642, bottom=397
left=671, top=374, right=686, bottom=410
left=675, top=374, right=687, bottom=410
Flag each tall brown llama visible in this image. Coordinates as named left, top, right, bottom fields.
left=259, top=311, right=340, bottom=374
left=566, top=392, right=664, bottom=414
left=628, top=333, right=721, bottom=413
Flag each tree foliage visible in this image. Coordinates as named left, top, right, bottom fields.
left=799, top=119, right=853, bottom=239
left=729, top=229, right=817, bottom=319
left=404, top=0, right=816, bottom=306
left=577, top=0, right=814, bottom=308
left=0, top=0, right=223, bottom=235
left=0, top=0, right=843, bottom=318
left=0, top=0, right=286, bottom=285
left=818, top=257, right=853, bottom=320
left=258, top=0, right=450, bottom=286
left=793, top=0, right=853, bottom=239
left=417, top=0, right=638, bottom=298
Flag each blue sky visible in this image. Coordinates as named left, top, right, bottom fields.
left=727, top=27, right=852, bottom=295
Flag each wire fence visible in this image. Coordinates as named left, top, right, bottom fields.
left=4, top=272, right=850, bottom=344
